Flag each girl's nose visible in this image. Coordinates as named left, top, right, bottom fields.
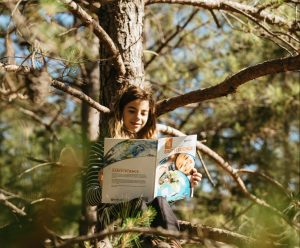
left=134, top=113, right=141, bottom=121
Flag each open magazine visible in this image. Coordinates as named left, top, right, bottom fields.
left=101, top=135, right=197, bottom=203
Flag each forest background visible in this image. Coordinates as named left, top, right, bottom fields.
left=0, top=0, right=299, bottom=247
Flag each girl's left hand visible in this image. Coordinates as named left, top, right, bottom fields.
left=190, top=168, right=202, bottom=187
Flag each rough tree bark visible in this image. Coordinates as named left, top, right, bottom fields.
left=98, top=0, right=145, bottom=138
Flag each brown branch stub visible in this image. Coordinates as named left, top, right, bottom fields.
left=156, top=55, right=300, bottom=116
left=0, top=193, right=27, bottom=216
left=0, top=62, right=31, bottom=73
left=60, top=0, right=126, bottom=76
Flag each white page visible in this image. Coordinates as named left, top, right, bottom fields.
left=102, top=138, right=157, bottom=203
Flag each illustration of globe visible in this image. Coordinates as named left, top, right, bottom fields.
left=156, top=170, right=191, bottom=202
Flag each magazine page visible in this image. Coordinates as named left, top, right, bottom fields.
left=101, top=138, right=158, bottom=203
left=154, top=135, right=197, bottom=202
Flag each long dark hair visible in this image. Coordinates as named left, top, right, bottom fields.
left=109, top=85, right=157, bottom=139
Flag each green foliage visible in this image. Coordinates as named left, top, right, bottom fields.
left=114, top=207, right=156, bottom=247
left=40, top=0, right=67, bottom=14
left=145, top=3, right=299, bottom=247
left=0, top=1, right=299, bottom=247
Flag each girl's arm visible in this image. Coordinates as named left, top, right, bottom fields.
left=86, top=140, right=105, bottom=206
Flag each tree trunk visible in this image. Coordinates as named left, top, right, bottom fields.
left=98, top=0, right=145, bottom=138
left=80, top=37, right=100, bottom=237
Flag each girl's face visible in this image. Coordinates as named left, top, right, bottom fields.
left=123, top=99, right=150, bottom=134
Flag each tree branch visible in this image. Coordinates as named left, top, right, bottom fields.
left=0, top=193, right=27, bottom=216
left=156, top=55, right=300, bottom=116
left=145, top=0, right=297, bottom=33
left=0, top=62, right=31, bottom=73
left=178, top=220, right=263, bottom=247
left=145, top=9, right=199, bottom=69
left=54, top=223, right=261, bottom=248
left=51, top=80, right=111, bottom=113
left=0, top=62, right=111, bottom=113
left=237, top=169, right=292, bottom=198
left=157, top=124, right=294, bottom=227
left=60, top=0, right=126, bottom=76
left=226, top=3, right=299, bottom=53
left=4, top=1, right=35, bottom=46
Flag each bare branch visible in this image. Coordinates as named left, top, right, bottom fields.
left=145, top=0, right=297, bottom=33
left=0, top=62, right=111, bottom=113
left=30, top=198, right=56, bottom=205
left=55, top=223, right=261, bottom=248
left=51, top=80, right=111, bottom=113
left=145, top=9, right=199, bottom=69
left=19, top=107, right=54, bottom=132
left=178, top=220, right=264, bottom=247
left=60, top=0, right=126, bottom=75
left=0, top=62, right=31, bottom=73
left=209, top=9, right=221, bottom=28
left=196, top=150, right=215, bottom=187
left=237, top=169, right=292, bottom=198
left=0, top=85, right=28, bottom=102
left=157, top=124, right=294, bottom=227
left=4, top=1, right=35, bottom=46
left=17, top=162, right=58, bottom=179
left=227, top=3, right=299, bottom=53
left=156, top=55, right=300, bottom=116
left=0, top=193, right=27, bottom=216
left=177, top=104, right=199, bottom=129
left=148, top=79, right=184, bottom=95
left=78, top=0, right=100, bottom=14
left=55, top=227, right=189, bottom=247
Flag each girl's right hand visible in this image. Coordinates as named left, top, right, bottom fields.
left=190, top=168, right=202, bottom=187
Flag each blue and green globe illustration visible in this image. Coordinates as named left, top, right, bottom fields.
left=157, top=170, right=191, bottom=202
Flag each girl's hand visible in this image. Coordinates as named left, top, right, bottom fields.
left=190, top=168, right=202, bottom=187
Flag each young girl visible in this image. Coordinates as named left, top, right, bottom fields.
left=86, top=85, right=202, bottom=247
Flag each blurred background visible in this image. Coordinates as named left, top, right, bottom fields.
left=0, top=1, right=299, bottom=247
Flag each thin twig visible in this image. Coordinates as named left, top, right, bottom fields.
left=145, top=9, right=199, bottom=69
left=237, top=169, right=292, bottom=198
left=145, top=0, right=296, bottom=33
left=209, top=9, right=221, bottom=28
left=17, top=162, right=59, bottom=179
left=30, top=198, right=56, bottom=205
left=196, top=150, right=215, bottom=187
left=230, top=4, right=299, bottom=53
left=157, top=124, right=295, bottom=228
left=0, top=193, right=27, bottom=216
left=60, top=0, right=126, bottom=75
left=0, top=62, right=111, bottom=113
